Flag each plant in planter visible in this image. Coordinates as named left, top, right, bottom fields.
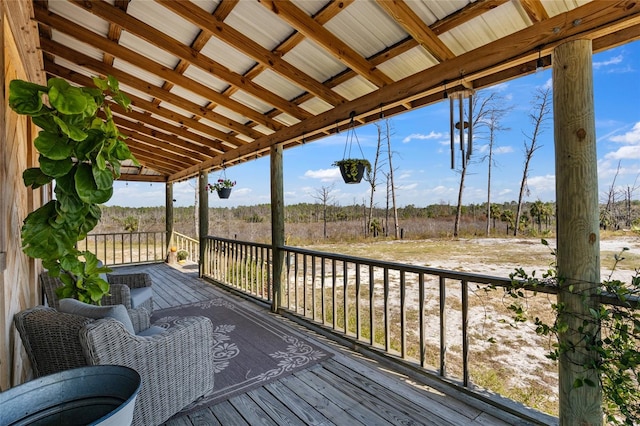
left=207, top=178, right=236, bottom=199
left=332, top=158, right=371, bottom=184
left=9, top=76, right=137, bottom=304
left=177, top=250, right=189, bottom=262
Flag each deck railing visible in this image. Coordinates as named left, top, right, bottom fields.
left=202, top=237, right=558, bottom=388
left=202, top=237, right=272, bottom=300
left=172, top=232, right=200, bottom=263
left=78, top=231, right=167, bottom=266
left=201, top=236, right=635, bottom=421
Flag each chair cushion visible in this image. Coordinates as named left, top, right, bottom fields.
left=59, top=298, right=135, bottom=335
left=136, top=325, right=166, bottom=337
left=130, top=286, right=153, bottom=309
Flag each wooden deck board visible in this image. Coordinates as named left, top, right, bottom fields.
left=111, top=262, right=552, bottom=426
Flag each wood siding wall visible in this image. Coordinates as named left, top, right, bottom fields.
left=0, top=1, right=45, bottom=391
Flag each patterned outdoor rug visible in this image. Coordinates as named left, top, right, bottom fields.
left=151, top=297, right=329, bottom=417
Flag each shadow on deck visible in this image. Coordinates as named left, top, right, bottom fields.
left=111, top=262, right=555, bottom=426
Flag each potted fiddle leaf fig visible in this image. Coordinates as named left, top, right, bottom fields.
left=332, top=158, right=371, bottom=184
left=9, top=75, right=138, bottom=304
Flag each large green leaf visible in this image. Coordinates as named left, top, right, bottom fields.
left=32, top=114, right=58, bottom=133
left=34, top=130, right=73, bottom=160
left=47, top=78, right=87, bottom=115
left=21, top=201, right=74, bottom=260
left=8, top=80, right=47, bottom=115
left=22, top=168, right=53, bottom=189
left=75, top=163, right=113, bottom=204
left=39, top=155, right=74, bottom=178
left=92, top=165, right=113, bottom=190
left=52, top=114, right=88, bottom=141
left=75, top=129, right=106, bottom=161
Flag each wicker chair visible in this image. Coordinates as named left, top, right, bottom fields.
left=14, top=305, right=215, bottom=426
left=40, top=271, right=154, bottom=313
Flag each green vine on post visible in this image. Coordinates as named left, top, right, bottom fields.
left=496, top=240, right=639, bottom=425
left=9, top=76, right=138, bottom=304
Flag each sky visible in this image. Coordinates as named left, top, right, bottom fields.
left=108, top=40, right=640, bottom=209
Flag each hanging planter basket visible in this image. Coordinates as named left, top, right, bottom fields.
left=206, top=168, right=236, bottom=200
left=333, top=111, right=371, bottom=184
left=333, top=159, right=370, bottom=184
left=217, top=187, right=232, bottom=199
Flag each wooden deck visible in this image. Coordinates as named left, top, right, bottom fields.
left=111, top=262, right=553, bottom=426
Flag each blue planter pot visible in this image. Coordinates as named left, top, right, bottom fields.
left=0, top=365, right=140, bottom=425
left=217, top=187, right=232, bottom=199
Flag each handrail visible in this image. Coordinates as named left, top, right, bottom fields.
left=78, top=231, right=166, bottom=266
left=172, top=232, right=200, bottom=263
left=201, top=236, right=633, bottom=423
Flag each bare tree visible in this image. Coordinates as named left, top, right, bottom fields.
left=453, top=92, right=500, bottom=237
left=383, top=119, right=400, bottom=239
left=481, top=100, right=511, bottom=236
left=368, top=123, right=385, bottom=236
left=312, top=185, right=335, bottom=239
left=514, top=87, right=552, bottom=236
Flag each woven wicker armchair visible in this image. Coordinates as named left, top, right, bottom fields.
left=40, top=271, right=154, bottom=313
left=14, top=306, right=215, bottom=426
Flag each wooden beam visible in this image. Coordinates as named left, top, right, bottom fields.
left=169, top=0, right=640, bottom=182
left=431, top=0, right=510, bottom=35
left=155, top=0, right=346, bottom=106
left=259, top=0, right=393, bottom=87
left=518, top=0, right=549, bottom=23
left=553, top=39, right=601, bottom=424
left=375, top=0, right=455, bottom=62
left=35, top=2, right=312, bottom=123
left=33, top=6, right=284, bottom=132
left=39, top=38, right=266, bottom=141
left=112, top=116, right=216, bottom=161
left=198, top=172, right=208, bottom=277
left=110, top=106, right=225, bottom=155
left=270, top=143, right=284, bottom=312
left=44, top=58, right=243, bottom=150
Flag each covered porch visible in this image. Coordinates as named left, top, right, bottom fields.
left=117, top=260, right=551, bottom=425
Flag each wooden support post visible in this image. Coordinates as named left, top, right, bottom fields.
left=553, top=39, right=602, bottom=425
left=270, top=144, right=285, bottom=312
left=198, top=172, right=208, bottom=277
left=165, top=182, right=174, bottom=249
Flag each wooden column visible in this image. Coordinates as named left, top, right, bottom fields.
left=270, top=144, right=285, bottom=312
left=198, top=172, right=208, bottom=277
left=553, top=39, right=602, bottom=425
left=165, top=182, right=174, bottom=249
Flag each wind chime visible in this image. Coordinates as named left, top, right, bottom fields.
left=448, top=84, right=474, bottom=170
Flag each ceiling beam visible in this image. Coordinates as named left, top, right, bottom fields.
left=154, top=0, right=347, bottom=106
left=39, top=38, right=265, bottom=141
left=43, top=61, right=240, bottom=150
left=169, top=0, right=640, bottom=182
left=258, top=0, right=394, bottom=87
left=375, top=0, right=456, bottom=62
left=33, top=7, right=285, bottom=133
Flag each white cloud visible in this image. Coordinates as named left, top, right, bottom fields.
left=402, top=131, right=445, bottom=143
left=609, top=122, right=640, bottom=144
left=605, top=145, right=640, bottom=160
left=398, top=182, right=418, bottom=190
left=604, top=122, right=640, bottom=160
left=495, top=146, right=514, bottom=154
left=304, top=168, right=341, bottom=182
left=527, top=174, right=556, bottom=195
left=593, top=54, right=623, bottom=69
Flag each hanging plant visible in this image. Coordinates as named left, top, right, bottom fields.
left=206, top=168, right=236, bottom=199
left=332, top=158, right=371, bottom=184
left=9, top=76, right=138, bottom=304
left=333, top=111, right=370, bottom=184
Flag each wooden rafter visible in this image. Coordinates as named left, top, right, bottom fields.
left=374, top=0, right=455, bottom=62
